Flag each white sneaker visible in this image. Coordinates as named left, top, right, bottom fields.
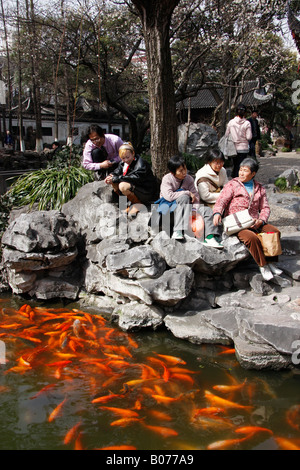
left=172, top=230, right=184, bottom=240
left=268, top=263, right=283, bottom=276
left=259, top=265, right=274, bottom=281
left=202, top=236, right=224, bottom=249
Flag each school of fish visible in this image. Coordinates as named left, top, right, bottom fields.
left=0, top=300, right=299, bottom=450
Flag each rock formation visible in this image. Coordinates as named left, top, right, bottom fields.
left=1, top=180, right=300, bottom=370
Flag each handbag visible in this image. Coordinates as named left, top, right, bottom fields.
left=222, top=209, right=254, bottom=235
left=218, top=133, right=237, bottom=158
left=257, top=232, right=282, bottom=257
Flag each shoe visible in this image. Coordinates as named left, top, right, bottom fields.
left=172, top=230, right=185, bottom=240
left=128, top=204, right=140, bottom=218
left=202, top=235, right=224, bottom=249
left=259, top=265, right=274, bottom=281
left=268, top=263, right=283, bottom=276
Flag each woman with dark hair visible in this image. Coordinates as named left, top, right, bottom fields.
left=159, top=155, right=223, bottom=247
left=82, top=125, right=123, bottom=180
left=226, top=104, right=252, bottom=178
left=213, top=158, right=282, bottom=281
left=195, top=148, right=228, bottom=209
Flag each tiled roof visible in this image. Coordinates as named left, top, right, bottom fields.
left=177, top=81, right=273, bottom=110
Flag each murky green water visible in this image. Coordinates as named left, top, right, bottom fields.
left=0, top=294, right=300, bottom=451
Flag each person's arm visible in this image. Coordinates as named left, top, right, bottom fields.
left=160, top=174, right=191, bottom=202
left=82, top=140, right=102, bottom=171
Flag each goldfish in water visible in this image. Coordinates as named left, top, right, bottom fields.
left=207, top=436, right=249, bottom=450
left=63, top=421, right=82, bottom=445
left=235, top=426, right=273, bottom=436
left=212, top=379, right=247, bottom=394
left=30, top=384, right=57, bottom=400
left=193, top=407, right=226, bottom=418
left=142, top=424, right=178, bottom=438
left=99, top=406, right=139, bottom=418
left=155, top=353, right=186, bottom=365
left=204, top=390, right=253, bottom=411
left=151, top=394, right=180, bottom=404
left=275, top=437, right=300, bottom=450
left=91, top=393, right=125, bottom=404
left=48, top=398, right=67, bottom=422
left=110, top=417, right=141, bottom=427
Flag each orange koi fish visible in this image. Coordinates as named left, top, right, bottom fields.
left=110, top=417, right=141, bottom=427
left=162, top=364, right=171, bottom=382
left=148, top=410, right=173, bottom=422
left=204, top=390, right=253, bottom=411
left=155, top=353, right=186, bottom=365
left=74, top=431, right=84, bottom=450
left=30, top=384, right=57, bottom=400
left=151, top=394, right=180, bottom=404
left=217, top=347, right=236, bottom=356
left=212, top=379, right=247, bottom=394
left=207, top=436, right=249, bottom=450
left=142, top=424, right=178, bottom=438
left=235, top=426, right=273, bottom=436
left=275, top=437, right=300, bottom=450
left=91, top=393, right=125, bottom=404
left=48, top=398, right=67, bottom=422
left=63, top=421, right=82, bottom=445
left=171, top=373, right=194, bottom=385
left=46, top=360, right=72, bottom=368
left=99, top=406, right=139, bottom=418
left=193, top=407, right=226, bottom=418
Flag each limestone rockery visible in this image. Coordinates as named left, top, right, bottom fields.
left=1, top=181, right=300, bottom=370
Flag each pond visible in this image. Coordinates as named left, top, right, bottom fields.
left=0, top=293, right=300, bottom=451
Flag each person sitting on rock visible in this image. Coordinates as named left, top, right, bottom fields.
left=82, top=125, right=123, bottom=180
left=105, top=142, right=157, bottom=218
left=213, top=157, right=283, bottom=281
left=158, top=154, right=223, bottom=248
left=195, top=148, right=228, bottom=209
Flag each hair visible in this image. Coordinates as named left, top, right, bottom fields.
left=167, top=154, right=186, bottom=174
left=239, top=157, right=259, bottom=173
left=119, top=142, right=135, bottom=158
left=86, top=125, right=105, bottom=138
left=205, top=148, right=225, bottom=164
left=236, top=103, right=246, bottom=117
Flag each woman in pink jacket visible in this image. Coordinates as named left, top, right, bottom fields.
left=226, top=104, right=252, bottom=177
left=213, top=158, right=282, bottom=281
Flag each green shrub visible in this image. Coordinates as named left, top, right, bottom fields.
left=274, top=177, right=287, bottom=191
left=7, top=166, right=94, bottom=211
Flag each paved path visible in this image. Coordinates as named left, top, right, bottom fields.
left=254, top=151, right=300, bottom=233
left=255, top=150, right=300, bottom=185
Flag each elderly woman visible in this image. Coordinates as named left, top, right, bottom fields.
left=213, top=158, right=282, bottom=281
left=105, top=142, right=157, bottom=217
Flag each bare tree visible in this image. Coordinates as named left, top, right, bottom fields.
left=130, top=0, right=180, bottom=179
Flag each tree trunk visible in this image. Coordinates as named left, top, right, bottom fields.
left=16, top=0, right=25, bottom=152
left=0, top=0, right=12, bottom=133
left=131, top=0, right=180, bottom=179
left=25, top=0, right=43, bottom=152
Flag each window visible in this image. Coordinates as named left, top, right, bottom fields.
left=42, top=127, right=53, bottom=137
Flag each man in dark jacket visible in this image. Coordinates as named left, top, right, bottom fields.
left=105, top=142, right=157, bottom=217
left=248, top=110, right=261, bottom=157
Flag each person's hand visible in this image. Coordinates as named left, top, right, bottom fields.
left=251, top=218, right=263, bottom=230
left=101, top=160, right=113, bottom=169
left=105, top=174, right=113, bottom=185
left=189, top=192, right=196, bottom=203
left=213, top=214, right=222, bottom=226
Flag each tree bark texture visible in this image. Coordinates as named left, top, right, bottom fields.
left=131, top=0, right=180, bottom=180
